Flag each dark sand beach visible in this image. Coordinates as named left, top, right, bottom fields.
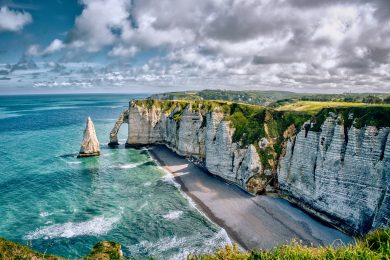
left=148, top=144, right=353, bottom=250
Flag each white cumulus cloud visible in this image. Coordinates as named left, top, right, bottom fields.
left=0, top=6, right=32, bottom=32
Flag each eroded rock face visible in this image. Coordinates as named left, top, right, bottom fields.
left=78, top=117, right=100, bottom=157
left=278, top=116, right=390, bottom=234
left=109, top=109, right=129, bottom=146
left=127, top=101, right=163, bottom=145
left=126, top=102, right=267, bottom=193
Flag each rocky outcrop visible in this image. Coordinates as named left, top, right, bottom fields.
left=125, top=101, right=268, bottom=193
left=278, top=114, right=390, bottom=235
left=78, top=117, right=100, bottom=158
left=109, top=109, right=129, bottom=146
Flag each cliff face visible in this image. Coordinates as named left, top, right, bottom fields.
left=114, top=100, right=390, bottom=234
left=278, top=114, right=390, bottom=235
left=125, top=101, right=267, bottom=193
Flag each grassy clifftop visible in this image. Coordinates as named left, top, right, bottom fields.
left=193, top=228, right=390, bottom=260
left=1, top=229, right=389, bottom=259
left=150, top=89, right=390, bottom=106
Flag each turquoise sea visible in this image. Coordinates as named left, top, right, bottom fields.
left=0, top=94, right=230, bottom=259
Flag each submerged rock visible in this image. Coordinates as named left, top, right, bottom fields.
left=78, top=117, right=100, bottom=158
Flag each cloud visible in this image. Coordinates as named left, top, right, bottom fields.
left=26, top=39, right=65, bottom=57
left=108, top=45, right=138, bottom=57
left=33, top=0, right=390, bottom=92
left=43, top=39, right=65, bottom=55
left=65, top=0, right=131, bottom=52
left=0, top=6, right=32, bottom=32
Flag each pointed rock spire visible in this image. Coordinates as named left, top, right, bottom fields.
left=78, top=116, right=100, bottom=158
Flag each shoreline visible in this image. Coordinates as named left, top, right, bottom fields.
left=148, top=146, right=247, bottom=249
left=147, top=144, right=353, bottom=250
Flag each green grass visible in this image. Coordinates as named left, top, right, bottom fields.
left=276, top=101, right=390, bottom=114
left=191, top=228, right=390, bottom=260
left=0, top=237, right=63, bottom=259
left=85, top=241, right=124, bottom=260
left=0, top=238, right=124, bottom=260
left=0, top=228, right=388, bottom=259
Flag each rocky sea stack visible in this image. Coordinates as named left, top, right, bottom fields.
left=78, top=116, right=100, bottom=158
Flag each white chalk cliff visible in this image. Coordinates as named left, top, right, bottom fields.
left=78, top=117, right=100, bottom=157
left=278, top=115, right=390, bottom=234
left=110, top=101, right=267, bottom=194
left=110, top=100, right=390, bottom=234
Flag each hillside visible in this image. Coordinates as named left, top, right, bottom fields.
left=150, top=89, right=390, bottom=106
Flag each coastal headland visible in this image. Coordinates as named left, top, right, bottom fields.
left=113, top=99, right=390, bottom=236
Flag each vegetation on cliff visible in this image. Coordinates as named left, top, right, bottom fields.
left=191, top=228, right=390, bottom=260
left=133, top=99, right=390, bottom=172
left=0, top=238, right=124, bottom=260
left=0, top=238, right=62, bottom=259
left=1, top=229, right=388, bottom=259
left=150, top=89, right=390, bottom=106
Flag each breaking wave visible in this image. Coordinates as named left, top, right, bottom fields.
left=24, top=216, right=120, bottom=240
left=127, top=229, right=231, bottom=259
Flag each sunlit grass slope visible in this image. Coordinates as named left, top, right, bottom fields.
left=276, top=101, right=390, bottom=114
left=192, top=228, right=390, bottom=260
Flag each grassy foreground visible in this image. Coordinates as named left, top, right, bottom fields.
left=1, top=229, right=388, bottom=259
left=0, top=239, right=124, bottom=259
left=191, top=229, right=389, bottom=260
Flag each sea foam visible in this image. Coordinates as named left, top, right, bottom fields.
left=163, top=210, right=183, bottom=220
left=127, top=229, right=231, bottom=260
left=24, top=216, right=119, bottom=240
left=117, top=163, right=140, bottom=169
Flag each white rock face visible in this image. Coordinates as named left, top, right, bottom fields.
left=126, top=102, right=266, bottom=193
left=278, top=115, right=390, bottom=234
left=109, top=109, right=129, bottom=146
left=78, top=117, right=100, bottom=157
left=127, top=101, right=163, bottom=144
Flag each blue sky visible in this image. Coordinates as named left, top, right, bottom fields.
left=0, top=0, right=81, bottom=62
left=1, top=0, right=390, bottom=94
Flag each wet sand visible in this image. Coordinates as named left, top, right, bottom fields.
left=148, top=144, right=353, bottom=250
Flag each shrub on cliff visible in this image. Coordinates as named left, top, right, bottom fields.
left=0, top=239, right=124, bottom=260
left=0, top=238, right=62, bottom=259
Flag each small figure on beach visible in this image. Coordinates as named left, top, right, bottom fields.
left=78, top=116, right=100, bottom=158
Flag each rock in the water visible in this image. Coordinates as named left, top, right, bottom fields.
left=78, top=117, right=100, bottom=158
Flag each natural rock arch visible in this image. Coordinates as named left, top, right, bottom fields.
left=108, top=109, right=129, bottom=147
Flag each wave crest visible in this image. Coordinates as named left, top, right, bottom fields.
left=24, top=216, right=120, bottom=240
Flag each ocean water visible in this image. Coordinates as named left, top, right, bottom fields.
left=0, top=94, right=230, bottom=259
